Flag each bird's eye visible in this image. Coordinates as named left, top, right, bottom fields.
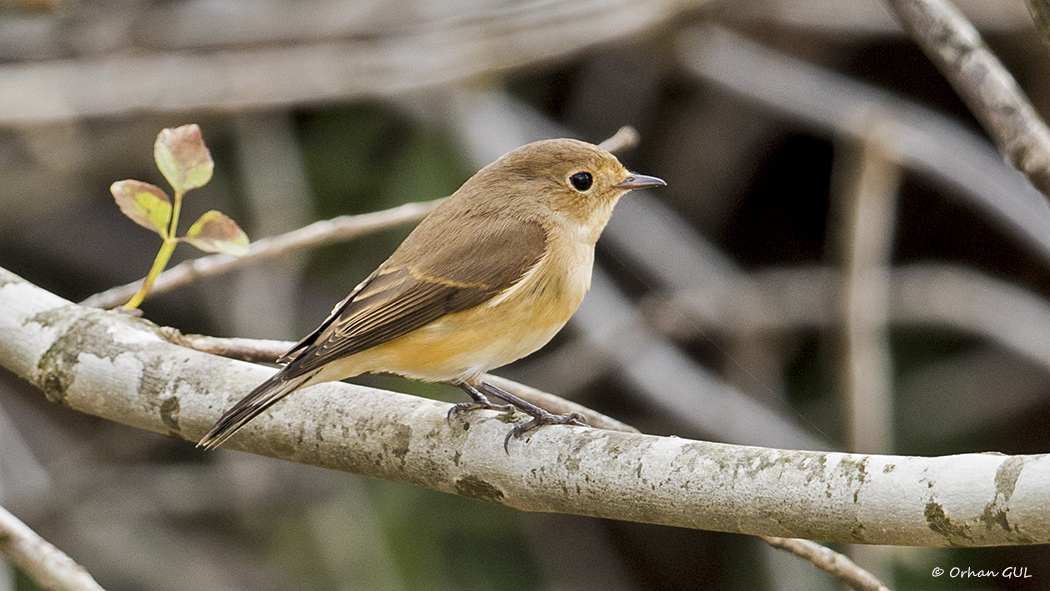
left=569, top=172, right=593, bottom=191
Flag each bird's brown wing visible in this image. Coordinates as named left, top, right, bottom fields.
left=280, top=215, right=547, bottom=377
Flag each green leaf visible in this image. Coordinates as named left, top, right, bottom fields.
left=183, top=210, right=250, bottom=256
left=154, top=124, right=214, bottom=194
left=111, top=180, right=172, bottom=238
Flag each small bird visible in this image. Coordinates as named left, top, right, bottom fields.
left=198, top=138, right=665, bottom=450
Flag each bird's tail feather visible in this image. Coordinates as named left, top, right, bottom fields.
left=197, top=370, right=315, bottom=450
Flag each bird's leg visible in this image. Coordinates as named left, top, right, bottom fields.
left=448, top=383, right=515, bottom=424
left=479, top=382, right=588, bottom=451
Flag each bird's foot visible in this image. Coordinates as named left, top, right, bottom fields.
left=501, top=409, right=587, bottom=453
left=446, top=400, right=515, bottom=423
left=474, top=381, right=589, bottom=452
left=451, top=382, right=590, bottom=451
left=448, top=384, right=514, bottom=424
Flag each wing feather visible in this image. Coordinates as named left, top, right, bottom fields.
left=279, top=215, right=547, bottom=377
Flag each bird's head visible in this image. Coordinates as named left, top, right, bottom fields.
left=474, top=138, right=665, bottom=243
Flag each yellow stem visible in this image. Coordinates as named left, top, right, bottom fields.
left=121, top=238, right=177, bottom=309
left=121, top=191, right=184, bottom=310
left=168, top=191, right=183, bottom=238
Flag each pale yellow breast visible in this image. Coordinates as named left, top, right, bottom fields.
left=314, top=229, right=594, bottom=386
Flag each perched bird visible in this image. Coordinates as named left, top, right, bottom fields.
left=198, top=138, right=665, bottom=450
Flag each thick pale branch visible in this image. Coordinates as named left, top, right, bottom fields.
left=3, top=267, right=1049, bottom=547
left=0, top=504, right=105, bottom=591
left=167, top=330, right=880, bottom=590
left=160, top=333, right=887, bottom=591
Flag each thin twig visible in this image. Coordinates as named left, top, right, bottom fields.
left=0, top=504, right=106, bottom=591
left=884, top=0, right=1050, bottom=197
left=759, top=536, right=891, bottom=591
left=81, top=199, right=443, bottom=309
left=1029, top=0, right=1050, bottom=46
left=598, top=125, right=640, bottom=153
left=169, top=332, right=290, bottom=363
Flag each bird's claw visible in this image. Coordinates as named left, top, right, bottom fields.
left=446, top=400, right=515, bottom=425
left=502, top=411, right=588, bottom=453
left=455, top=382, right=589, bottom=452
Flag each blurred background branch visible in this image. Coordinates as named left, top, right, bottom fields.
left=0, top=504, right=104, bottom=591
left=0, top=0, right=710, bottom=125
left=885, top=0, right=1050, bottom=196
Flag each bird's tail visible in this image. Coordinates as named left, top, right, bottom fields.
left=197, top=370, right=315, bottom=450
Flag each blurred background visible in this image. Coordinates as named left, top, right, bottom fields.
left=1, top=0, right=1049, bottom=589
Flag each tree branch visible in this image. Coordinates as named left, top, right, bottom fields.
left=80, top=199, right=443, bottom=309
left=759, top=536, right=890, bottom=591
left=885, top=0, right=1050, bottom=198
left=0, top=504, right=106, bottom=591
left=832, top=123, right=902, bottom=455
left=0, top=0, right=709, bottom=125
left=171, top=334, right=885, bottom=591
left=3, top=266, right=1049, bottom=548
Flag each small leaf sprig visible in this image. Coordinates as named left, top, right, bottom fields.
left=112, top=124, right=249, bottom=310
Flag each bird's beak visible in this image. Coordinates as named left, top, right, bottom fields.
left=614, top=173, right=666, bottom=190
